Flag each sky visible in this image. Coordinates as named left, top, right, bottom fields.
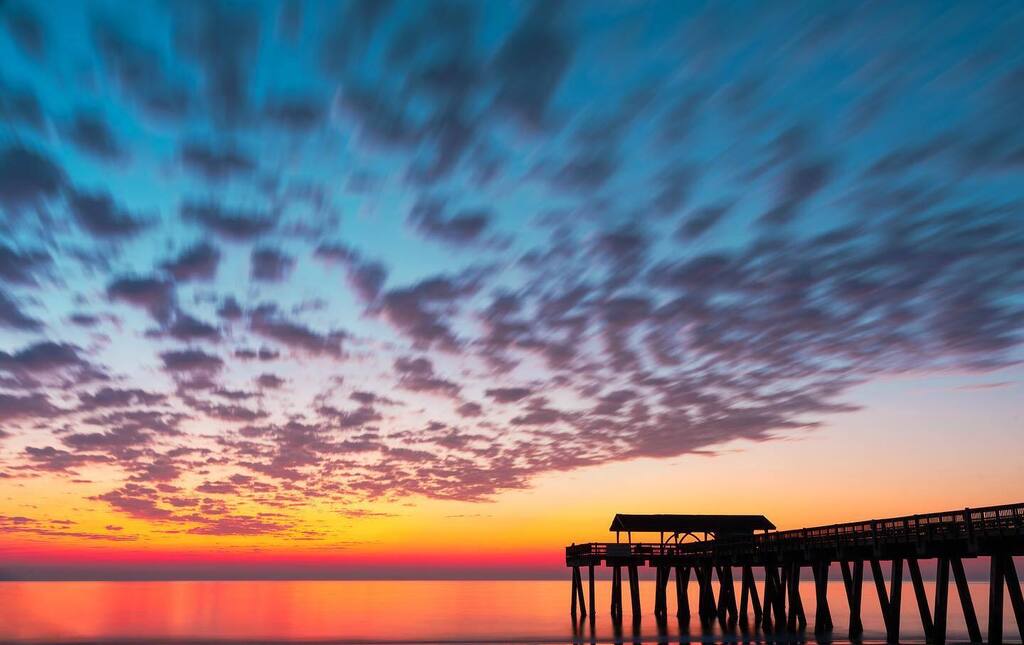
left=1, top=0, right=1023, bottom=580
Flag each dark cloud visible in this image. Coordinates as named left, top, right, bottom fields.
left=263, top=96, right=326, bottom=131
left=68, top=190, right=149, bottom=238
left=316, top=244, right=388, bottom=304
left=250, top=309, right=344, bottom=357
left=78, top=387, right=165, bottom=410
left=250, top=248, right=295, bottom=282
left=107, top=275, right=175, bottom=323
left=492, top=4, right=571, bottom=129
left=181, top=201, right=275, bottom=239
left=160, top=349, right=223, bottom=373
left=393, top=356, right=460, bottom=397
left=179, top=141, right=256, bottom=180
left=0, top=290, right=42, bottom=330
left=376, top=269, right=486, bottom=350
left=0, top=82, right=44, bottom=130
left=91, top=16, right=191, bottom=120
left=165, top=311, right=221, bottom=342
left=677, top=204, right=730, bottom=240
left=0, top=342, right=86, bottom=373
left=0, top=392, right=59, bottom=420
left=161, top=243, right=220, bottom=281
left=1, top=2, right=46, bottom=59
left=64, top=113, right=124, bottom=160
left=256, top=373, right=285, bottom=389
left=0, top=145, right=65, bottom=212
left=485, top=387, right=533, bottom=403
left=0, top=244, right=50, bottom=285
left=407, top=198, right=492, bottom=246
left=174, top=1, right=261, bottom=123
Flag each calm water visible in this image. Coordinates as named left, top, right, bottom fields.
left=0, top=579, right=1018, bottom=644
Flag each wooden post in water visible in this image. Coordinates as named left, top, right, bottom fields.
left=990, top=554, right=1006, bottom=644
left=907, top=557, right=933, bottom=641
left=812, top=560, right=833, bottom=633
left=675, top=565, right=690, bottom=619
left=951, top=556, right=983, bottom=643
left=840, top=559, right=864, bottom=638
left=933, top=557, right=950, bottom=645
left=611, top=565, right=623, bottom=619
left=1002, top=554, right=1024, bottom=642
left=739, top=564, right=762, bottom=624
left=571, top=565, right=580, bottom=617
left=627, top=563, right=642, bottom=618
left=871, top=557, right=903, bottom=643
left=786, top=561, right=806, bottom=631
left=587, top=565, right=596, bottom=621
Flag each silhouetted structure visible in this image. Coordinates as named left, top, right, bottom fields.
left=566, top=502, right=1024, bottom=644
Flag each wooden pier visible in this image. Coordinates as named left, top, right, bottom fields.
left=566, top=503, right=1024, bottom=643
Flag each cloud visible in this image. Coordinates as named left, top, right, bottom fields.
left=0, top=145, right=64, bottom=212
left=0, top=244, right=50, bottom=285
left=179, top=141, right=256, bottom=180
left=174, top=1, right=261, bottom=123
left=0, top=342, right=87, bottom=373
left=393, top=356, right=460, bottom=397
left=68, top=190, right=149, bottom=237
left=0, top=290, right=42, bottom=330
left=64, top=113, right=125, bottom=160
left=491, top=3, right=572, bottom=129
left=1, top=2, right=46, bottom=59
left=159, top=349, right=224, bottom=373
left=107, top=275, right=175, bottom=323
left=161, top=243, right=220, bottom=281
left=316, top=244, right=388, bottom=303
left=250, top=248, right=295, bottom=282
left=0, top=392, right=59, bottom=420
left=250, top=309, right=344, bottom=357
left=407, top=198, right=492, bottom=246
left=181, top=201, right=274, bottom=239
left=484, top=387, right=533, bottom=403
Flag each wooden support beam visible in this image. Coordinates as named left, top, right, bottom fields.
left=889, top=558, right=903, bottom=643
left=990, top=554, right=1006, bottom=645
left=871, top=558, right=902, bottom=643
left=714, top=565, right=737, bottom=624
left=812, top=560, right=833, bottom=633
left=611, top=565, right=623, bottom=619
left=840, top=559, right=864, bottom=638
left=654, top=565, right=668, bottom=618
left=573, top=569, right=581, bottom=618
left=934, top=557, right=950, bottom=645
left=951, top=556, right=983, bottom=643
left=1002, top=554, right=1024, bottom=643
left=907, top=557, right=933, bottom=641
left=769, top=564, right=786, bottom=628
left=787, top=562, right=806, bottom=631
left=628, top=563, right=642, bottom=618
left=761, top=566, right=775, bottom=630
left=573, top=565, right=587, bottom=618
left=696, top=563, right=717, bottom=623
left=588, top=565, right=596, bottom=621
left=675, top=565, right=690, bottom=619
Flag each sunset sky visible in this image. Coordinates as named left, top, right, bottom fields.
left=1, top=1, right=1023, bottom=580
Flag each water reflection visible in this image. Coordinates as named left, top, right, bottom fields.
left=0, top=579, right=1015, bottom=643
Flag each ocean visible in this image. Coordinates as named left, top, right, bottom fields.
left=0, top=579, right=1017, bottom=643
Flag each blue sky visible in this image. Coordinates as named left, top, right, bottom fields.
left=1, top=0, right=1023, bottom=557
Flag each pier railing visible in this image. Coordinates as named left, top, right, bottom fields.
left=566, top=502, right=1024, bottom=560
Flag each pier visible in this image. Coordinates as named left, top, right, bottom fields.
left=566, top=502, right=1024, bottom=643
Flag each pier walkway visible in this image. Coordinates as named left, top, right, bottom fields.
left=566, top=502, right=1024, bottom=643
